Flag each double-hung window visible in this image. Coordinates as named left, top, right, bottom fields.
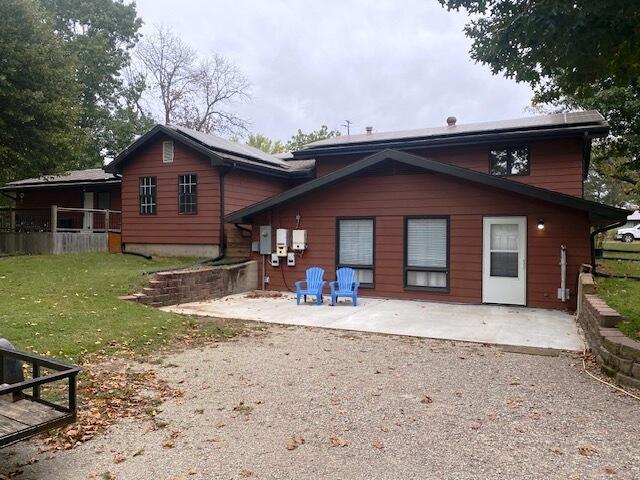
left=405, top=217, right=449, bottom=290
left=336, top=218, right=374, bottom=286
left=178, top=174, right=197, bottom=214
left=489, top=146, right=529, bottom=176
left=139, top=176, right=157, bottom=214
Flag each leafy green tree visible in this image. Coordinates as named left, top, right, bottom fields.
left=40, top=0, right=144, bottom=163
left=0, top=0, right=82, bottom=184
left=286, top=125, right=341, bottom=151
left=439, top=0, right=640, bottom=198
left=246, top=133, right=285, bottom=154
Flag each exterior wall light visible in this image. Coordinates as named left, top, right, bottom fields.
left=537, top=219, right=545, bottom=230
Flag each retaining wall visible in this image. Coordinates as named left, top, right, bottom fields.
left=128, top=260, right=257, bottom=307
left=577, top=272, right=640, bottom=388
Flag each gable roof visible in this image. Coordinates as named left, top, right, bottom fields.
left=0, top=168, right=119, bottom=191
left=294, top=111, right=609, bottom=159
left=105, top=125, right=312, bottom=178
left=225, top=149, right=628, bottom=224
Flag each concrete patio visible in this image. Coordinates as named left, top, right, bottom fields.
left=164, top=292, right=583, bottom=352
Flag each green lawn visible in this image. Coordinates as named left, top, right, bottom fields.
left=597, top=254, right=640, bottom=340
left=0, top=253, right=203, bottom=362
left=602, top=240, right=640, bottom=252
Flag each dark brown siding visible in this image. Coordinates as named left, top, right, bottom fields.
left=314, top=138, right=584, bottom=197
left=223, top=170, right=289, bottom=257
left=121, top=135, right=220, bottom=245
left=16, top=185, right=121, bottom=210
left=251, top=162, right=590, bottom=310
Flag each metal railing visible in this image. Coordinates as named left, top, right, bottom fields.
left=0, top=208, right=51, bottom=232
left=0, top=347, right=80, bottom=447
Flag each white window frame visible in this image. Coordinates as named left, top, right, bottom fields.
left=162, top=141, right=174, bottom=163
left=139, top=176, right=157, bottom=214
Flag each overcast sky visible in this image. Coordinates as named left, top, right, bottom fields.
left=134, top=0, right=535, bottom=141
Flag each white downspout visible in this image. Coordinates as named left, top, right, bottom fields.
left=559, top=245, right=567, bottom=302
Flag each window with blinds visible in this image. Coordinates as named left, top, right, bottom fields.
left=337, top=218, right=374, bottom=286
left=178, top=174, right=197, bottom=214
left=405, top=217, right=449, bottom=290
left=139, top=176, right=157, bottom=214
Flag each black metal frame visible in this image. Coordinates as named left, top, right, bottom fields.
left=403, top=215, right=450, bottom=292
left=0, top=347, right=80, bottom=448
left=488, top=145, right=530, bottom=177
left=335, top=216, right=376, bottom=288
left=139, top=176, right=157, bottom=215
left=178, top=173, right=198, bottom=215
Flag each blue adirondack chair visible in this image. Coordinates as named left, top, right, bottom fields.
left=330, top=267, right=360, bottom=306
left=295, top=267, right=326, bottom=305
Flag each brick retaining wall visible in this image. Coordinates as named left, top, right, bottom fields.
left=577, top=272, right=640, bottom=388
left=126, top=260, right=257, bottom=307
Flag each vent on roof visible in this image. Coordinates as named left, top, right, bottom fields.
left=163, top=141, right=174, bottom=163
left=446, top=116, right=457, bottom=126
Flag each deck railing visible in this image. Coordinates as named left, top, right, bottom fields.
left=0, top=206, right=121, bottom=233
left=0, top=347, right=80, bottom=447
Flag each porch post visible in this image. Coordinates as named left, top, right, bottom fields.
left=10, top=209, right=15, bottom=232
left=51, top=205, right=57, bottom=234
left=104, top=209, right=110, bottom=232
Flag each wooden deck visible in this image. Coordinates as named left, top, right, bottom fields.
left=0, top=396, right=70, bottom=446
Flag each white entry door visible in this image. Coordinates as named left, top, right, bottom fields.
left=482, top=216, right=527, bottom=305
left=83, top=192, right=94, bottom=230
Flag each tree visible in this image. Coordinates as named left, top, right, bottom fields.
left=286, top=125, right=341, bottom=151
left=0, top=0, right=82, bottom=184
left=439, top=0, right=640, bottom=199
left=135, top=25, right=250, bottom=135
left=246, top=134, right=285, bottom=154
left=40, top=0, right=144, bottom=164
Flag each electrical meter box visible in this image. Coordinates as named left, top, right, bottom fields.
left=287, top=252, right=296, bottom=266
left=270, top=253, right=280, bottom=267
left=259, top=225, right=272, bottom=255
left=292, top=229, right=307, bottom=251
left=276, top=228, right=289, bottom=257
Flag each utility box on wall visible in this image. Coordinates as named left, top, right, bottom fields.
left=276, top=228, right=289, bottom=257
left=292, top=230, right=307, bottom=251
left=259, top=225, right=271, bottom=255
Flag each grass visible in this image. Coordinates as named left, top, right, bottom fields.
left=596, top=247, right=640, bottom=340
left=0, top=253, right=211, bottom=362
left=602, top=240, right=640, bottom=252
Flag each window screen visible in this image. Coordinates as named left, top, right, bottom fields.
left=178, top=174, right=197, bottom=214
left=405, top=217, right=448, bottom=289
left=96, top=191, right=110, bottom=210
left=139, top=176, right=157, bottom=214
left=490, top=146, right=529, bottom=176
left=337, top=218, right=374, bottom=285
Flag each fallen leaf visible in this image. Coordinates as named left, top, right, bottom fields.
left=372, top=439, right=384, bottom=449
left=113, top=453, right=126, bottom=464
left=420, top=395, right=433, bottom=404
left=239, top=468, right=254, bottom=477
left=286, top=435, right=305, bottom=450
left=329, top=434, right=350, bottom=447
left=579, top=446, right=597, bottom=457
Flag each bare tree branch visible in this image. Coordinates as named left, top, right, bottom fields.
left=133, top=25, right=250, bottom=135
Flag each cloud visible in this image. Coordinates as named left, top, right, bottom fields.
left=135, top=0, right=534, bottom=141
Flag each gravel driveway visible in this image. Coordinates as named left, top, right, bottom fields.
left=2, top=324, right=639, bottom=479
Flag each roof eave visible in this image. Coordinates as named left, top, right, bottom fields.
left=0, top=179, right=121, bottom=191
left=293, top=124, right=610, bottom=159
left=225, top=148, right=628, bottom=224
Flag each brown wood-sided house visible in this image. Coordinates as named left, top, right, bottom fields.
left=225, top=111, right=628, bottom=310
left=104, top=125, right=314, bottom=257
